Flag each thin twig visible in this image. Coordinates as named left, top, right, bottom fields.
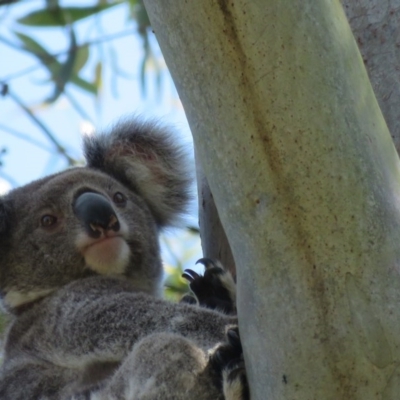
left=64, top=90, right=94, bottom=123
left=7, top=88, right=77, bottom=165
left=0, top=123, right=54, bottom=152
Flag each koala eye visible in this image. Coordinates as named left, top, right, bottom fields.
left=113, top=192, right=126, bottom=206
left=41, top=215, right=57, bottom=227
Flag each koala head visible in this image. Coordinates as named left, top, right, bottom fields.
left=0, top=119, right=191, bottom=313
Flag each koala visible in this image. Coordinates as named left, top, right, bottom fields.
left=0, top=119, right=248, bottom=400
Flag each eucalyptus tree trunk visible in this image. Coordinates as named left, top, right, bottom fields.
left=197, top=0, right=400, bottom=283
left=144, top=1, right=400, bottom=399
left=196, top=0, right=400, bottom=282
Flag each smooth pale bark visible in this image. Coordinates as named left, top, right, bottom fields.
left=192, top=0, right=400, bottom=291
left=194, top=0, right=400, bottom=285
left=197, top=0, right=400, bottom=288
left=144, top=1, right=400, bottom=399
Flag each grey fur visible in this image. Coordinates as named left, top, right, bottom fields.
left=0, top=119, right=242, bottom=400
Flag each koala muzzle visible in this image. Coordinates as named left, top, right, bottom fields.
left=73, top=192, right=120, bottom=238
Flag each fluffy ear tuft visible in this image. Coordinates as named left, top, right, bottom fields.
left=84, top=119, right=192, bottom=227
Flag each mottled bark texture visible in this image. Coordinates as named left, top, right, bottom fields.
left=344, top=0, right=400, bottom=152
left=198, top=0, right=400, bottom=279
left=144, top=1, right=400, bottom=399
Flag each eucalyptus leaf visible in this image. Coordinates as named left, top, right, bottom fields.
left=73, top=44, right=89, bottom=74
left=14, top=31, right=97, bottom=95
left=139, top=55, right=146, bottom=96
left=17, top=3, right=121, bottom=27
left=71, top=75, right=97, bottom=95
left=14, top=31, right=54, bottom=64
left=93, top=61, right=102, bottom=96
left=46, top=28, right=77, bottom=103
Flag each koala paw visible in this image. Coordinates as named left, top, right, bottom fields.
left=182, top=258, right=236, bottom=314
left=211, top=327, right=249, bottom=400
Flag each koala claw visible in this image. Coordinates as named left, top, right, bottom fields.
left=181, top=269, right=200, bottom=282
left=179, top=294, right=197, bottom=305
left=196, top=257, right=219, bottom=268
left=223, top=360, right=250, bottom=400
left=212, top=327, right=243, bottom=367
left=211, top=327, right=249, bottom=400
left=226, top=327, right=241, bottom=348
left=182, top=258, right=236, bottom=315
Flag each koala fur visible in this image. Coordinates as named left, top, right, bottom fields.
left=0, top=119, right=247, bottom=400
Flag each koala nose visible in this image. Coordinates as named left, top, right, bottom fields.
left=73, top=192, right=120, bottom=238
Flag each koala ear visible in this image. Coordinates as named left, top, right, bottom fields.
left=84, top=119, right=192, bottom=227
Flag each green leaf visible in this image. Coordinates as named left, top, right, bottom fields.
left=139, top=53, right=146, bottom=96
left=93, top=61, right=102, bottom=96
left=46, top=28, right=77, bottom=103
left=14, top=31, right=97, bottom=96
left=164, top=262, right=189, bottom=295
left=73, top=44, right=89, bottom=74
left=17, top=3, right=121, bottom=27
left=14, top=31, right=55, bottom=64
left=71, top=75, right=97, bottom=95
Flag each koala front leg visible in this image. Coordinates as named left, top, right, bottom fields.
left=87, top=333, right=222, bottom=400
left=183, top=259, right=250, bottom=400
left=28, top=278, right=235, bottom=367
